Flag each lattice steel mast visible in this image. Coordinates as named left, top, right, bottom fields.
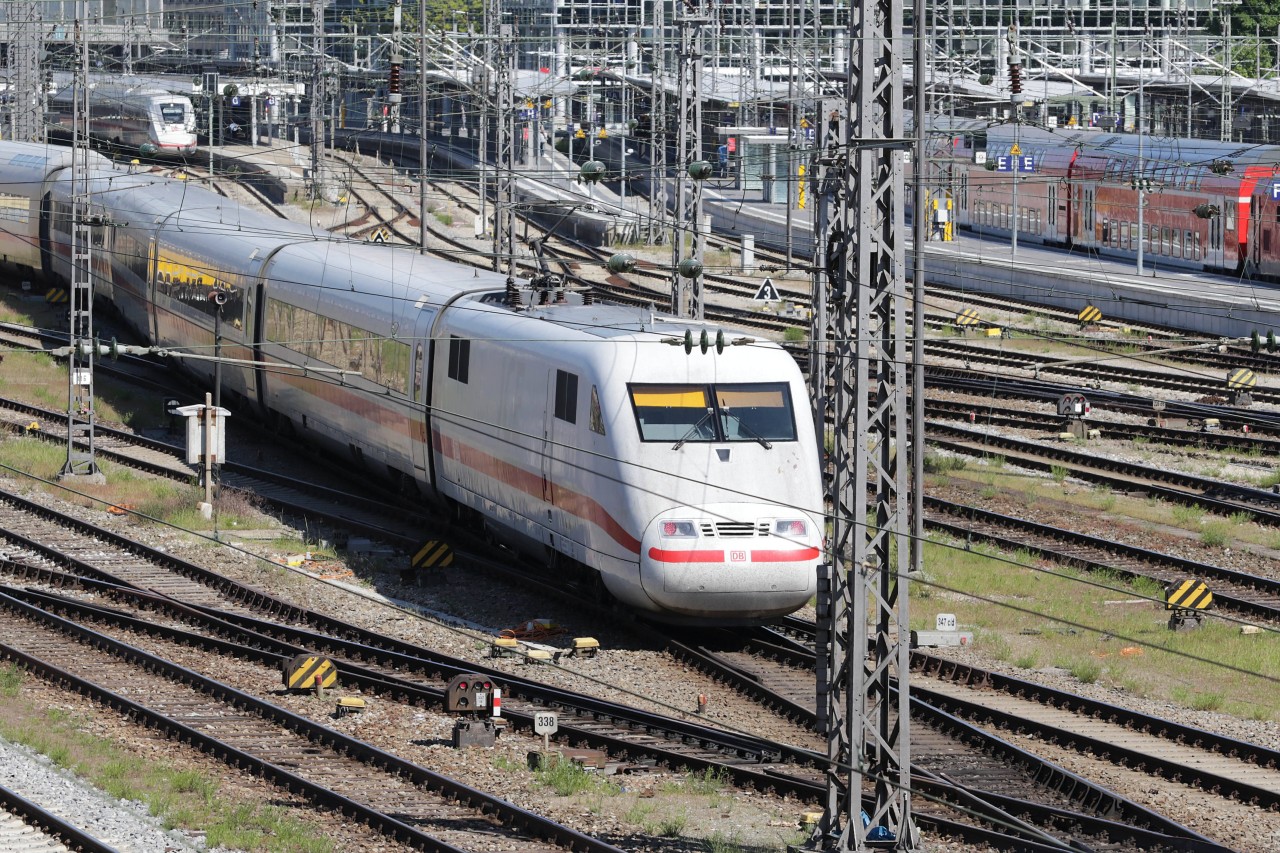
left=310, top=0, right=327, bottom=198
left=10, top=2, right=44, bottom=143
left=494, top=22, right=515, bottom=276
left=669, top=0, right=707, bottom=318
left=813, top=0, right=918, bottom=847
left=62, top=4, right=101, bottom=482
left=647, top=0, right=667, bottom=244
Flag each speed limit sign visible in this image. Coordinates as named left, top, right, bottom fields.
left=534, top=712, right=558, bottom=735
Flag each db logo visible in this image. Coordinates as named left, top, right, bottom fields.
left=729, top=550, right=748, bottom=563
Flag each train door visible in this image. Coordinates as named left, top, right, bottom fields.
left=409, top=304, right=444, bottom=491
left=1082, top=187, right=1095, bottom=246
left=38, top=192, right=54, bottom=281
left=1046, top=182, right=1058, bottom=243
left=1206, top=204, right=1226, bottom=270
left=540, top=368, right=555, bottom=551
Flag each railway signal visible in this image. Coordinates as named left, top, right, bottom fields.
left=446, top=674, right=502, bottom=747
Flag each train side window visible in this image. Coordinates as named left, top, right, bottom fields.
left=1226, top=204, right=1236, bottom=231
left=589, top=386, right=605, bottom=435
left=554, top=370, right=578, bottom=424
left=447, top=336, right=470, bottom=383
left=1120, top=221, right=1130, bottom=249
left=1184, top=230, right=1193, bottom=259
left=1047, top=183, right=1056, bottom=226
left=1109, top=219, right=1119, bottom=247
left=1172, top=229, right=1182, bottom=257
left=412, top=344, right=425, bottom=402
left=1161, top=227, right=1172, bottom=255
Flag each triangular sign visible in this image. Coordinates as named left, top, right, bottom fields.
left=753, top=278, right=780, bottom=301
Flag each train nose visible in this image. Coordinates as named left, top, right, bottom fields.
left=639, top=504, right=820, bottom=619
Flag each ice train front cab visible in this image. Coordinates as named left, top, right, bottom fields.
left=616, top=352, right=823, bottom=625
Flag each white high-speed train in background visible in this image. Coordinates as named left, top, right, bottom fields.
left=0, top=141, right=823, bottom=626
left=46, top=78, right=197, bottom=155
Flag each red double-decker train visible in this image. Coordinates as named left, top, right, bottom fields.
left=924, top=119, right=1280, bottom=279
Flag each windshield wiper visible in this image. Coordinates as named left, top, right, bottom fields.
left=723, top=410, right=773, bottom=449
left=672, top=408, right=716, bottom=450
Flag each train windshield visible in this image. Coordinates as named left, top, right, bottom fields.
left=159, top=102, right=187, bottom=124
left=629, top=383, right=796, bottom=445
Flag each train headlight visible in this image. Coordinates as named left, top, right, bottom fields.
left=775, top=519, right=808, bottom=537
left=660, top=520, right=697, bottom=538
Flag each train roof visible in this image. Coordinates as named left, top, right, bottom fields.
left=509, top=302, right=770, bottom=346
left=983, top=123, right=1280, bottom=169
left=0, top=142, right=111, bottom=186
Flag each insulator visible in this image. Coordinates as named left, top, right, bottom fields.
left=1008, top=63, right=1022, bottom=95
left=389, top=63, right=402, bottom=94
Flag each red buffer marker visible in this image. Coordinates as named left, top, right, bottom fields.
left=491, top=688, right=502, bottom=719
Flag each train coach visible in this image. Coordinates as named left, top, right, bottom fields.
left=48, top=79, right=197, bottom=156
left=0, top=141, right=823, bottom=626
left=923, top=119, right=1280, bottom=278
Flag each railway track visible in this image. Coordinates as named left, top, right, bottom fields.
left=772, top=616, right=1280, bottom=809
left=0, top=589, right=613, bottom=853
left=925, top=419, right=1280, bottom=518
left=7, top=571, right=1210, bottom=853
left=928, top=339, right=1280, bottom=405
left=667, top=632, right=1230, bottom=852
left=0, top=785, right=114, bottom=853
left=0, top=467, right=1236, bottom=851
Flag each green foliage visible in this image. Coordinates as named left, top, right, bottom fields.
left=924, top=453, right=966, bottom=474
left=1050, top=465, right=1069, bottom=483
left=1200, top=521, right=1231, bottom=547
left=684, top=766, right=729, bottom=795
left=659, top=812, right=688, bottom=837
left=0, top=665, right=21, bottom=697
left=536, top=758, right=597, bottom=796
left=783, top=326, right=806, bottom=343
left=1067, top=659, right=1102, bottom=684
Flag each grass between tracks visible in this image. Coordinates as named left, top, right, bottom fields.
left=918, top=455, right=1280, bottom=721
left=0, top=665, right=332, bottom=852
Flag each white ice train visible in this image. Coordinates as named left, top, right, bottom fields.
left=0, top=141, right=823, bottom=625
left=47, top=79, right=197, bottom=155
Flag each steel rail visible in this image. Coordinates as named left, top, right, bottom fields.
left=0, top=590, right=619, bottom=853
left=0, top=782, right=117, bottom=853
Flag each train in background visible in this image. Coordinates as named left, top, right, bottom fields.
left=47, top=78, right=197, bottom=155
left=922, top=119, right=1280, bottom=278
left=0, top=141, right=823, bottom=627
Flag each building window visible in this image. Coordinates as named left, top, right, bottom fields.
left=555, top=369, right=578, bottom=424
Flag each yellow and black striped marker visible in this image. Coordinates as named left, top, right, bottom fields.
left=1227, top=368, right=1257, bottom=391
left=282, top=653, right=338, bottom=691
left=45, top=289, right=68, bottom=304
left=1165, top=579, right=1213, bottom=612
left=412, top=539, right=454, bottom=571
left=954, top=308, right=980, bottom=327
left=1078, top=305, right=1102, bottom=324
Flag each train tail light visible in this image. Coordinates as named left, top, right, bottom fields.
left=660, top=520, right=697, bottom=537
